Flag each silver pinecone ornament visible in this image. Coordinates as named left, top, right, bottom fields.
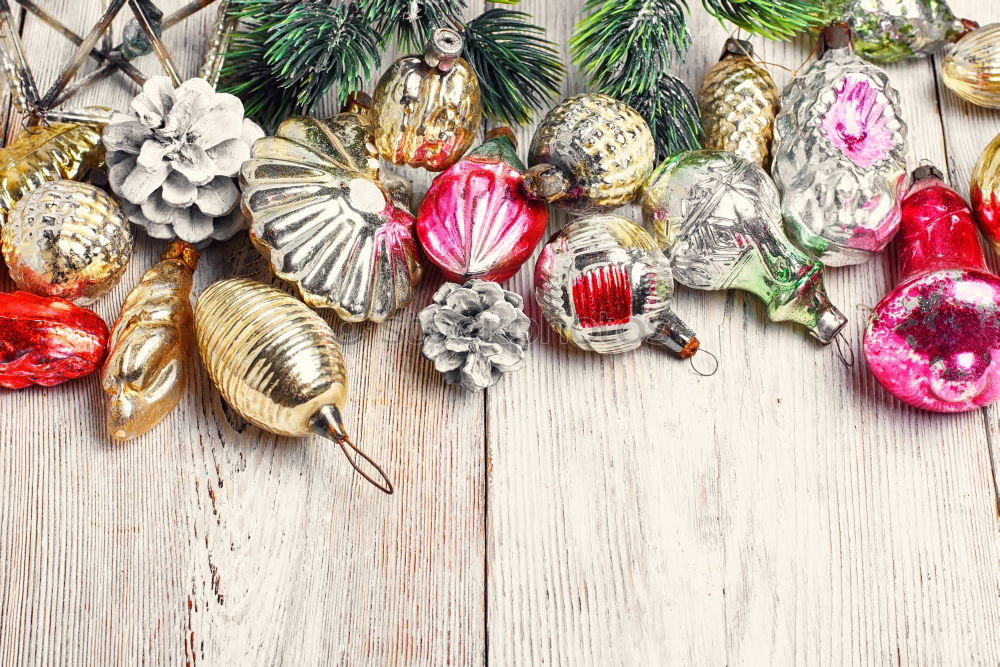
left=418, top=280, right=530, bottom=392
left=103, top=76, right=264, bottom=245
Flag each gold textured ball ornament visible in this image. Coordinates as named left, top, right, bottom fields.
left=1, top=179, right=133, bottom=304
left=698, top=38, right=779, bottom=169
left=370, top=28, right=482, bottom=172
left=525, top=93, right=655, bottom=212
left=195, top=279, right=393, bottom=494
left=942, top=23, right=1000, bottom=109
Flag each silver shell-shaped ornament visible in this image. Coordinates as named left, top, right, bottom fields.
left=837, top=0, right=968, bottom=64
left=534, top=215, right=699, bottom=357
left=240, top=113, right=424, bottom=323
left=525, top=94, right=655, bottom=213
left=772, top=25, right=908, bottom=267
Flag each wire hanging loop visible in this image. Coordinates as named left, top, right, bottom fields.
left=336, top=435, right=395, bottom=495
left=689, top=348, right=720, bottom=377
left=834, top=331, right=856, bottom=368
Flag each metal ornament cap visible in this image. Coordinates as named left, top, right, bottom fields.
left=195, top=279, right=393, bottom=493
left=863, top=169, right=1000, bottom=413
left=534, top=214, right=699, bottom=357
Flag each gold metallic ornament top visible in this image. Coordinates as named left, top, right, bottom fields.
left=370, top=28, right=482, bottom=172
left=195, top=279, right=393, bottom=494
left=942, top=23, right=1000, bottom=109
left=0, top=121, right=104, bottom=216
left=698, top=39, right=779, bottom=170
left=526, top=93, right=655, bottom=212
left=101, top=241, right=199, bottom=441
left=2, top=179, right=133, bottom=304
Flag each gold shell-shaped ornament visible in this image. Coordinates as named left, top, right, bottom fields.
left=943, top=23, right=1000, bottom=108
left=698, top=39, right=779, bottom=169
left=102, top=242, right=199, bottom=441
left=1, top=179, right=133, bottom=304
left=525, top=93, right=655, bottom=212
left=370, top=28, right=482, bottom=171
left=0, top=121, right=105, bottom=217
left=195, top=279, right=393, bottom=494
left=240, top=111, right=423, bottom=323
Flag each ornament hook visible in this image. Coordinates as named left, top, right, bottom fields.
left=834, top=331, right=856, bottom=368
left=313, top=406, right=394, bottom=495
left=688, top=348, right=719, bottom=377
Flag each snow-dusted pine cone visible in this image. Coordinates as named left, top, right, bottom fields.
left=418, top=280, right=530, bottom=392
left=103, top=76, right=264, bottom=245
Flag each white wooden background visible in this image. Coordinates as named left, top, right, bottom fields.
left=1, top=1, right=998, bottom=665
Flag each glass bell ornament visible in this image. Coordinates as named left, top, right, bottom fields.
left=697, top=38, right=779, bottom=170
left=534, top=214, right=700, bottom=357
left=525, top=93, right=655, bottom=213
left=416, top=127, right=548, bottom=283
left=772, top=23, right=908, bottom=267
left=370, top=28, right=482, bottom=172
left=2, top=179, right=134, bottom=304
left=101, top=242, right=199, bottom=441
left=832, top=0, right=970, bottom=64
left=971, top=131, right=1000, bottom=251
left=641, top=151, right=848, bottom=344
left=240, top=105, right=423, bottom=323
left=942, top=23, right=1000, bottom=109
left=864, top=166, right=1000, bottom=413
left=195, top=279, right=394, bottom=494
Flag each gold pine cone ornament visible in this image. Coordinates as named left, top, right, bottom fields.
left=195, top=279, right=393, bottom=494
left=370, top=28, right=482, bottom=171
left=525, top=93, right=655, bottom=212
left=102, top=242, right=199, bottom=440
left=698, top=39, right=779, bottom=169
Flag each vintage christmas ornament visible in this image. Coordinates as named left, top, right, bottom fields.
left=697, top=38, right=779, bottom=169
left=0, top=291, right=109, bottom=389
left=195, top=279, right=394, bottom=494
left=417, top=127, right=548, bottom=283
left=241, top=111, right=423, bottom=323
left=534, top=215, right=699, bottom=357
left=370, top=27, right=482, bottom=172
left=971, top=131, right=1000, bottom=251
left=772, top=23, right=908, bottom=267
left=2, top=180, right=133, bottom=305
left=525, top=93, right=655, bottom=212
left=834, top=0, right=970, bottom=64
left=103, top=76, right=264, bottom=245
left=864, top=166, right=1000, bottom=413
left=0, top=121, right=105, bottom=217
left=101, top=242, right=199, bottom=441
left=641, top=151, right=848, bottom=344
left=419, top=280, right=530, bottom=392
left=942, top=23, right=1000, bottom=109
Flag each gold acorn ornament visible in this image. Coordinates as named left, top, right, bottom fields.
left=195, top=279, right=393, bottom=494
left=525, top=93, right=655, bottom=212
left=698, top=38, right=779, bottom=170
left=1, top=179, right=133, bottom=304
left=942, top=23, right=1000, bottom=109
left=102, top=242, right=199, bottom=441
left=370, top=27, right=482, bottom=172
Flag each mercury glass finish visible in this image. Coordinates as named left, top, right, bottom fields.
left=942, top=23, right=1000, bottom=109
left=835, top=0, right=967, bottom=63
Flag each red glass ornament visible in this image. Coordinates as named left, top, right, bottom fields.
left=0, top=291, right=109, bottom=389
left=416, top=127, right=548, bottom=283
left=864, top=166, right=1000, bottom=412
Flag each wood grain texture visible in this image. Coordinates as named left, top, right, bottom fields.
left=0, top=1, right=998, bottom=665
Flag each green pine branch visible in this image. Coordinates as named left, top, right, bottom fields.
left=702, top=0, right=825, bottom=40
left=363, top=0, right=468, bottom=49
left=464, top=9, right=563, bottom=126
left=623, top=74, right=701, bottom=160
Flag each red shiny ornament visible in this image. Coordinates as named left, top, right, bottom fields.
left=416, top=127, right=548, bottom=283
left=0, top=291, right=109, bottom=389
left=864, top=167, right=1000, bottom=412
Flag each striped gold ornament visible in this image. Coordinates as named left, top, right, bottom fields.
left=943, top=23, right=1000, bottom=109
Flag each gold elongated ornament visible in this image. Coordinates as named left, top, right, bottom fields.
left=698, top=39, right=779, bottom=170
left=370, top=28, right=482, bottom=171
left=0, top=121, right=104, bottom=217
left=102, top=242, right=199, bottom=441
left=942, top=23, right=1000, bottom=109
left=195, top=279, right=393, bottom=494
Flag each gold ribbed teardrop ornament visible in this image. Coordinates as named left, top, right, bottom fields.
left=943, top=23, right=1000, bottom=109
left=195, top=279, right=393, bottom=494
left=698, top=39, right=779, bottom=169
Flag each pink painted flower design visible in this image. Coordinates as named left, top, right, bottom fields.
left=820, top=75, right=896, bottom=168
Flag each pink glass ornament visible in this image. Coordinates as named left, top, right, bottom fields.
left=864, top=166, right=1000, bottom=412
left=416, top=128, right=548, bottom=283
